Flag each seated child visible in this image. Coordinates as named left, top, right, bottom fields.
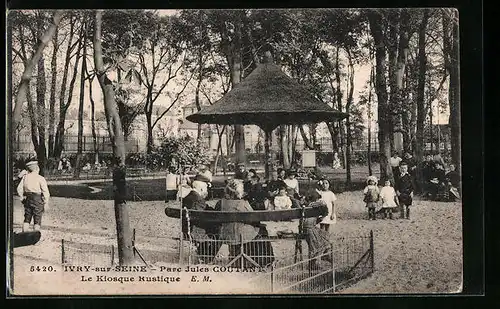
left=379, top=180, right=399, bottom=219
left=274, top=184, right=293, bottom=210
left=363, top=176, right=380, bottom=220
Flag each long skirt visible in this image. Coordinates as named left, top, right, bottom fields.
left=228, top=225, right=275, bottom=268
left=304, top=227, right=332, bottom=262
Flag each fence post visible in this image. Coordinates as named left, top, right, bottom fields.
left=179, top=210, right=184, bottom=265
left=239, top=234, right=244, bottom=271
left=270, top=262, right=275, bottom=293
left=369, top=230, right=374, bottom=272
left=331, top=243, right=335, bottom=293
left=132, top=229, right=136, bottom=257
left=111, top=245, right=115, bottom=266
left=61, top=239, right=65, bottom=264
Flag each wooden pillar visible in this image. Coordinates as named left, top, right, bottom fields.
left=264, top=130, right=272, bottom=181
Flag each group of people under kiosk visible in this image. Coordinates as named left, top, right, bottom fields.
left=177, top=163, right=337, bottom=268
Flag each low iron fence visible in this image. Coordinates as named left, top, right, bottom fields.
left=175, top=230, right=374, bottom=294
left=61, top=239, right=115, bottom=266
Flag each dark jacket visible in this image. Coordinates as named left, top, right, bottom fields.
left=245, top=183, right=267, bottom=210
left=397, top=173, right=414, bottom=194
left=421, top=161, right=435, bottom=181
left=181, top=190, right=210, bottom=237
left=446, top=171, right=460, bottom=188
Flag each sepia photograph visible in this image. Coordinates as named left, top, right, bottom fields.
left=7, top=8, right=464, bottom=295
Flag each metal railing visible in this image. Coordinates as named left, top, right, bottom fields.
left=175, top=230, right=374, bottom=294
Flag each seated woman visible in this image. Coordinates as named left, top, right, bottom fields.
left=301, top=189, right=333, bottom=269
left=214, top=179, right=275, bottom=268
left=445, top=164, right=461, bottom=201
left=181, top=178, right=219, bottom=264
left=245, top=175, right=267, bottom=210
left=430, top=162, right=447, bottom=201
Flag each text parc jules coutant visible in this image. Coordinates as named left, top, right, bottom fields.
left=60, top=265, right=266, bottom=284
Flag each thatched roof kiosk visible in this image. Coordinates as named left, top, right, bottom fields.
left=187, top=51, right=348, bottom=179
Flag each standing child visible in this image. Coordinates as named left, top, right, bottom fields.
left=316, top=179, right=337, bottom=232
left=17, top=160, right=50, bottom=232
left=379, top=180, right=399, bottom=219
left=363, top=176, right=380, bottom=220
left=397, top=162, right=414, bottom=219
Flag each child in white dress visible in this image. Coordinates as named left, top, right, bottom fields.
left=379, top=180, right=399, bottom=219
left=274, top=186, right=293, bottom=210
left=316, top=179, right=337, bottom=232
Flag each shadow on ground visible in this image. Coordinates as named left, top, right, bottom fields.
left=47, top=177, right=367, bottom=201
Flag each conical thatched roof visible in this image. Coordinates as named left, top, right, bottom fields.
left=186, top=57, right=348, bottom=131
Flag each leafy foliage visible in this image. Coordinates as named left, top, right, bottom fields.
left=127, top=135, right=210, bottom=170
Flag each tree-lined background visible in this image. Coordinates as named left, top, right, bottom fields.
left=9, top=9, right=460, bottom=181
left=8, top=9, right=460, bottom=264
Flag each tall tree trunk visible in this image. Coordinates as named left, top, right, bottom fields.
left=415, top=9, right=429, bottom=192
left=334, top=45, right=345, bottom=167
left=393, top=10, right=411, bottom=153
left=194, top=50, right=204, bottom=142
left=74, top=33, right=87, bottom=179
left=94, top=10, right=133, bottom=265
left=213, top=125, right=226, bottom=175
left=279, top=125, right=290, bottom=169
left=27, top=87, right=39, bottom=153
left=35, top=14, right=47, bottom=176
left=231, top=20, right=246, bottom=168
left=54, top=24, right=84, bottom=159
left=345, top=51, right=355, bottom=187
left=52, top=16, right=75, bottom=159
left=89, top=76, right=99, bottom=163
left=299, top=125, right=315, bottom=150
left=368, top=12, right=393, bottom=183
left=145, top=96, right=154, bottom=153
left=12, top=10, right=64, bottom=133
left=48, top=27, right=59, bottom=158
left=36, top=58, right=47, bottom=176
left=326, top=122, right=339, bottom=154
left=367, top=64, right=374, bottom=176
left=444, top=10, right=461, bottom=189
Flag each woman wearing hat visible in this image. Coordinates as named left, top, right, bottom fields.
left=284, top=169, right=300, bottom=197
left=214, top=179, right=275, bottom=268
left=16, top=160, right=50, bottom=232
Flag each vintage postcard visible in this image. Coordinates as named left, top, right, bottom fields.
left=7, top=8, right=464, bottom=295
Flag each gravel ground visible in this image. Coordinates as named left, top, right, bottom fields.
left=10, top=189, right=462, bottom=295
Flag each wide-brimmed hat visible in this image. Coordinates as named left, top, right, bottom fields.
left=25, top=160, right=39, bottom=168
left=366, top=175, right=378, bottom=184
left=286, top=169, right=297, bottom=177
left=193, top=174, right=211, bottom=183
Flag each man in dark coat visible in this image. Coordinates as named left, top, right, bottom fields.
left=420, top=155, right=436, bottom=197
left=396, top=162, right=414, bottom=220
left=245, top=175, right=267, bottom=210
left=234, top=163, right=249, bottom=180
